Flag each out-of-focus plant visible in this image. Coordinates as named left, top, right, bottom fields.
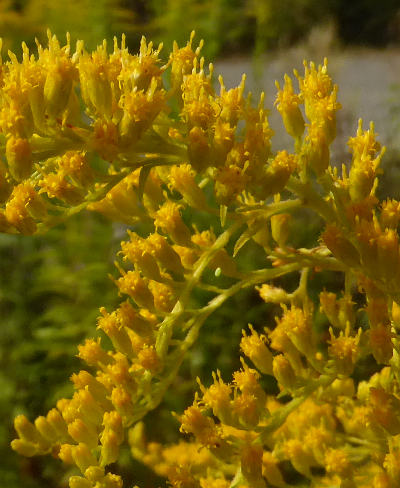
left=143, top=0, right=334, bottom=59
left=0, top=0, right=134, bottom=53
left=248, top=0, right=332, bottom=56
left=23, top=0, right=135, bottom=50
left=1, top=1, right=399, bottom=61
left=146, top=0, right=248, bottom=59
left=0, top=212, right=119, bottom=487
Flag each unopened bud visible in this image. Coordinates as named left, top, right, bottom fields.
left=240, top=325, right=273, bottom=375
left=273, top=355, right=296, bottom=391
left=6, top=136, right=33, bottom=181
left=10, top=439, right=38, bottom=457
left=72, top=442, right=98, bottom=473
left=271, top=213, right=291, bottom=247
left=69, top=476, right=92, bottom=488
left=100, top=430, right=120, bottom=466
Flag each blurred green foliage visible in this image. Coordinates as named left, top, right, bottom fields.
left=1, top=0, right=134, bottom=52
left=1, top=0, right=399, bottom=58
left=0, top=212, right=120, bottom=487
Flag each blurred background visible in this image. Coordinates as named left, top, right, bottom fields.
left=2, top=1, right=400, bottom=486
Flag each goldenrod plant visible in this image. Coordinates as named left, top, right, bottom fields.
left=5, top=30, right=400, bottom=488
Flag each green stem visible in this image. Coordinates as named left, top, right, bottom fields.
left=155, top=220, right=245, bottom=358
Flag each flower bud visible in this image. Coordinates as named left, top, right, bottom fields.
left=74, top=389, right=105, bottom=427
left=116, top=271, right=154, bottom=311
left=146, top=233, right=185, bottom=276
left=44, top=60, right=75, bottom=118
left=97, top=307, right=134, bottom=357
left=84, top=466, right=105, bottom=483
left=259, top=151, right=297, bottom=198
left=324, top=448, right=352, bottom=479
left=116, top=301, right=155, bottom=338
left=6, top=136, right=33, bottom=181
left=102, top=412, right=123, bottom=444
left=69, top=476, right=92, bottom=488
left=72, top=442, right=98, bottom=473
left=328, top=326, right=361, bottom=376
left=34, top=416, right=59, bottom=443
left=381, top=199, right=400, bottom=229
left=273, top=355, right=296, bottom=391
left=172, top=245, right=199, bottom=270
left=102, top=473, right=123, bottom=488
left=138, top=345, right=161, bottom=373
left=212, top=120, right=235, bottom=165
left=111, top=386, right=135, bottom=420
left=377, top=228, right=400, bottom=280
left=283, top=439, right=313, bottom=477
left=258, top=284, right=289, bottom=304
left=305, top=122, right=330, bottom=175
left=187, top=126, right=211, bottom=172
left=349, top=158, right=377, bottom=203
left=68, top=419, right=98, bottom=449
left=275, top=74, right=304, bottom=139
left=77, top=338, right=112, bottom=368
left=214, top=164, right=248, bottom=205
left=240, top=325, right=273, bottom=375
left=149, top=281, right=176, bottom=313
left=169, top=164, right=207, bottom=210
left=154, top=201, right=192, bottom=246
left=121, top=231, right=162, bottom=282
left=70, top=372, right=112, bottom=410
left=14, top=415, right=41, bottom=444
left=47, top=408, right=69, bottom=439
left=100, top=430, right=120, bottom=466
left=10, top=439, right=38, bottom=457
left=58, top=443, right=75, bottom=465
left=271, top=213, right=291, bottom=247
left=108, top=190, right=142, bottom=222
left=199, top=372, right=232, bottom=424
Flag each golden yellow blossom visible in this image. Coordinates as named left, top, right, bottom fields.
left=10, top=31, right=400, bottom=488
left=328, top=325, right=361, bottom=375
left=275, top=74, right=304, bottom=139
left=154, top=201, right=192, bottom=246
left=240, top=325, right=273, bottom=375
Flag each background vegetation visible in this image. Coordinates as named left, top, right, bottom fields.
left=1, top=0, right=400, bottom=56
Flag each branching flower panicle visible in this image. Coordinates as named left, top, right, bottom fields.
left=7, top=33, right=400, bottom=488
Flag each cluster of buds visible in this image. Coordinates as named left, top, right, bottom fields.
left=0, top=29, right=303, bottom=236
left=130, top=361, right=275, bottom=488
left=9, top=32, right=400, bottom=488
left=12, top=296, right=161, bottom=487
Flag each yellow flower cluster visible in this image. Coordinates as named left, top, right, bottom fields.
left=0, top=29, right=292, bottom=235
left=9, top=32, right=400, bottom=488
